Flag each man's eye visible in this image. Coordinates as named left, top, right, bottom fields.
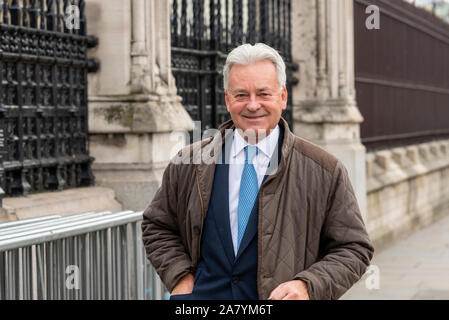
left=236, top=94, right=247, bottom=98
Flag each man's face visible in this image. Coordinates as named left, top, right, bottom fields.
left=225, top=60, right=288, bottom=137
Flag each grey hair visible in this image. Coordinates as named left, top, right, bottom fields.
left=223, top=43, right=286, bottom=91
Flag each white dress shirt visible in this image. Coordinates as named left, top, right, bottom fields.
left=228, top=125, right=280, bottom=256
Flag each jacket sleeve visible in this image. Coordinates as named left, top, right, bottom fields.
left=294, top=160, right=375, bottom=300
left=141, top=162, right=193, bottom=293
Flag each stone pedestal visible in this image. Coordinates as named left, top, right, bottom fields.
left=0, top=187, right=122, bottom=222
left=291, top=0, right=367, bottom=220
left=86, top=0, right=193, bottom=211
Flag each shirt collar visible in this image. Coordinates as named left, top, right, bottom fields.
left=232, top=125, right=280, bottom=159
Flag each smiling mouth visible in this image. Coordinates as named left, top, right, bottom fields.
left=243, top=115, right=266, bottom=119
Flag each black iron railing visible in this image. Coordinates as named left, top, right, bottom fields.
left=0, top=0, right=97, bottom=202
left=170, top=0, right=298, bottom=135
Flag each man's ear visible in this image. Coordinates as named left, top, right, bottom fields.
left=281, top=86, right=288, bottom=110
left=225, top=90, right=230, bottom=112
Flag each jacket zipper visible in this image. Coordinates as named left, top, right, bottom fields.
left=195, top=168, right=205, bottom=264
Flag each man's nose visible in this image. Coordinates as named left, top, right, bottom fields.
left=246, top=97, right=261, bottom=111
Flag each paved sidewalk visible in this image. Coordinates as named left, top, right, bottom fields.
left=340, top=214, right=449, bottom=300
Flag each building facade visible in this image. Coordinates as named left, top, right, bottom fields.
left=1, top=0, right=449, bottom=250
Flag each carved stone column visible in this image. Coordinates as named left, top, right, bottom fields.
left=291, top=0, right=367, bottom=220
left=86, top=0, right=193, bottom=211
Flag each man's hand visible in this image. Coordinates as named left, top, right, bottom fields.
left=268, top=280, right=310, bottom=300
left=171, top=273, right=194, bottom=295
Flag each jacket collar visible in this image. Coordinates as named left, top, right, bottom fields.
left=231, top=125, right=280, bottom=160
left=214, top=117, right=293, bottom=162
left=195, top=117, right=294, bottom=215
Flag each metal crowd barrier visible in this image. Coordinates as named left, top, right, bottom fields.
left=0, top=211, right=169, bottom=300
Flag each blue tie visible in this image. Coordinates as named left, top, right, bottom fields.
left=237, top=145, right=259, bottom=251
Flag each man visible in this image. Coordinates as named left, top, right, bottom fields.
left=142, top=43, right=374, bottom=300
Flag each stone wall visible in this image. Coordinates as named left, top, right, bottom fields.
left=86, top=0, right=193, bottom=211
left=366, top=139, right=449, bottom=250
left=0, top=187, right=123, bottom=222
left=291, top=0, right=367, bottom=220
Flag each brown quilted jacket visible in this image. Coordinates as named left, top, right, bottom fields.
left=141, top=118, right=374, bottom=300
